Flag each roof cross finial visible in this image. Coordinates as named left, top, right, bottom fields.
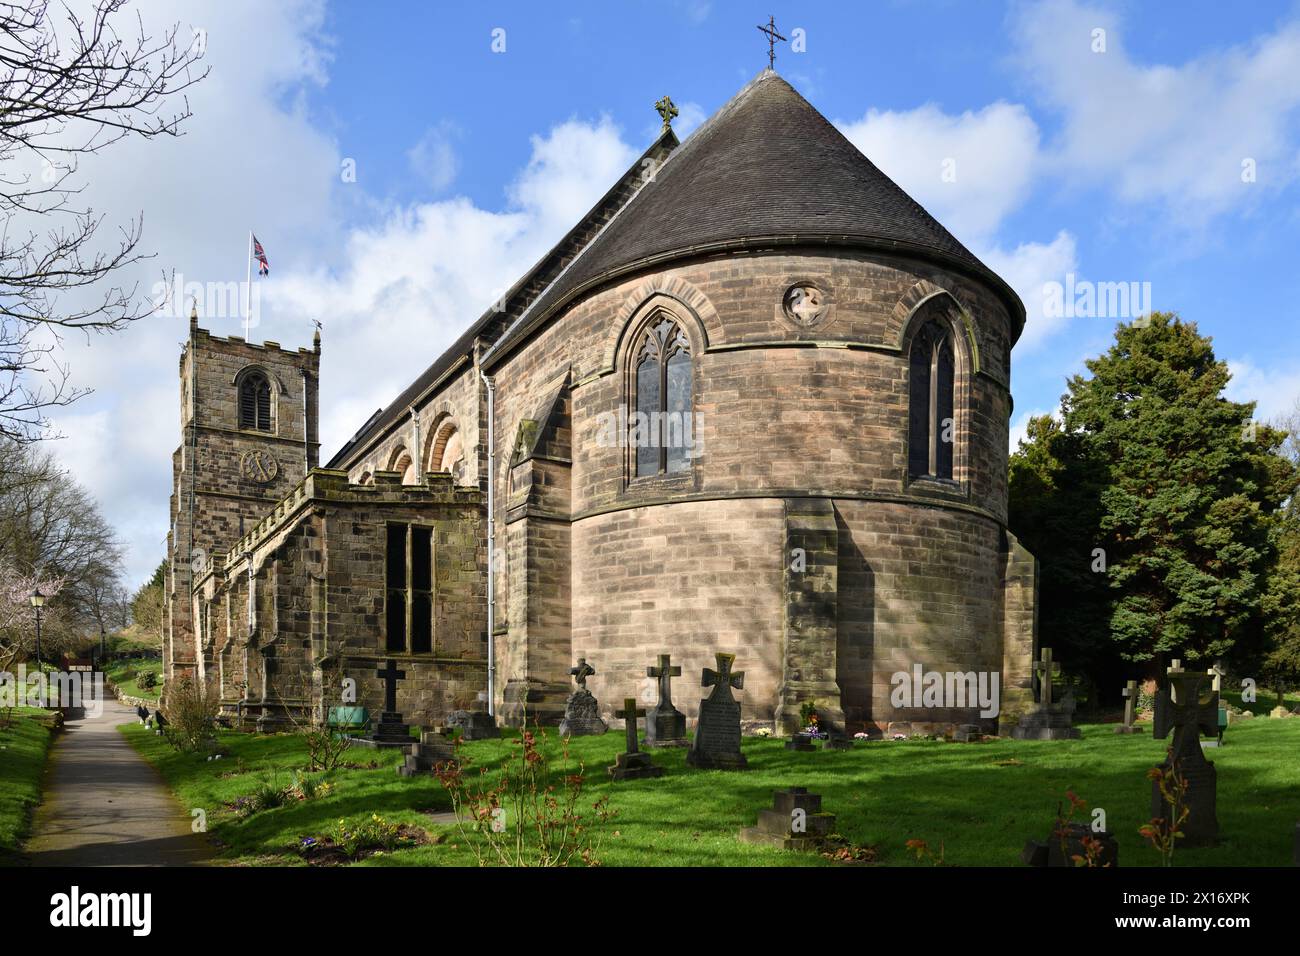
left=756, top=15, right=786, bottom=70
left=654, top=94, right=678, bottom=131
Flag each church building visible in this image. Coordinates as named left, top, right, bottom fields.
left=164, top=70, right=1039, bottom=737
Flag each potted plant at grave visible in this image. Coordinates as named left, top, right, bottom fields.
left=800, top=701, right=827, bottom=740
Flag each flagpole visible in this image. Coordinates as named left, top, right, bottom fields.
left=244, top=230, right=252, bottom=339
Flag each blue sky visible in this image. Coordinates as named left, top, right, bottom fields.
left=34, top=0, right=1300, bottom=585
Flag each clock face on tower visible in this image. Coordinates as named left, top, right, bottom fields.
left=240, top=449, right=279, bottom=484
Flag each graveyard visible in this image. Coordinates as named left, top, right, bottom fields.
left=121, top=711, right=1300, bottom=867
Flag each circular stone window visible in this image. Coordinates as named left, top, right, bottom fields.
left=782, top=283, right=830, bottom=328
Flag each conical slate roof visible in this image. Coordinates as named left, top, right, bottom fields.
left=484, top=70, right=1024, bottom=367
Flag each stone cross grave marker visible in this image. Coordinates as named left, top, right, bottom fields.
left=377, top=658, right=405, bottom=713
left=1115, top=679, right=1142, bottom=734
left=1152, top=667, right=1220, bottom=847
left=569, top=658, right=595, bottom=688
left=608, top=697, right=664, bottom=780
left=1034, top=647, right=1061, bottom=706
left=687, top=652, right=748, bottom=769
left=371, top=659, right=413, bottom=744
left=645, top=653, right=687, bottom=747
left=559, top=656, right=607, bottom=737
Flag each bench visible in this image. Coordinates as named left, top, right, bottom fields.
left=327, top=706, right=370, bottom=735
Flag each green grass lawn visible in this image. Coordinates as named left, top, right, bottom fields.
left=1221, top=688, right=1299, bottom=716
left=104, top=658, right=162, bottom=703
left=0, top=708, right=57, bottom=859
left=123, top=716, right=1300, bottom=867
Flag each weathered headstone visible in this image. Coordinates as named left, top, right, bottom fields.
left=608, top=698, right=664, bottom=780
left=369, top=658, right=414, bottom=745
left=1022, top=821, right=1119, bottom=867
left=1114, top=679, right=1143, bottom=734
left=739, top=788, right=835, bottom=851
left=953, top=724, right=983, bottom=742
left=558, top=657, right=607, bottom=736
left=1151, top=664, right=1219, bottom=847
left=784, top=732, right=816, bottom=751
left=644, top=654, right=687, bottom=747
left=398, top=727, right=457, bottom=778
left=446, top=708, right=500, bottom=740
left=686, top=652, right=748, bottom=769
left=1010, top=647, right=1081, bottom=740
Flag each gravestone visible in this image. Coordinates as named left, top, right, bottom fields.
left=607, top=698, right=664, bottom=781
left=558, top=657, right=607, bottom=737
left=1022, top=821, right=1119, bottom=867
left=686, top=652, right=748, bottom=769
left=1114, top=680, right=1143, bottom=734
left=739, top=788, right=835, bottom=851
left=953, top=724, right=983, bottom=742
left=455, top=690, right=501, bottom=739
left=644, top=654, right=687, bottom=747
left=398, top=727, right=457, bottom=778
left=369, top=658, right=414, bottom=745
left=446, top=704, right=500, bottom=741
left=1010, top=647, right=1081, bottom=740
left=1205, top=664, right=1228, bottom=746
left=784, top=733, right=816, bottom=751
left=1151, top=663, right=1219, bottom=847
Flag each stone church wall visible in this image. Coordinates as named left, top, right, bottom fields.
left=486, top=246, right=1031, bottom=731
left=195, top=470, right=488, bottom=728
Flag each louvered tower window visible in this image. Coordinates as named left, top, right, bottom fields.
left=239, top=371, right=272, bottom=431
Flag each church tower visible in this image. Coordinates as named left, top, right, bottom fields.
left=164, top=309, right=320, bottom=687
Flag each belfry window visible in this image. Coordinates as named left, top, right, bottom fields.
left=908, top=321, right=956, bottom=481
left=238, top=371, right=272, bottom=431
left=385, top=523, right=433, bottom=654
left=634, top=317, right=693, bottom=477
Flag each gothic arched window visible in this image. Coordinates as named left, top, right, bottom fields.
left=238, top=371, right=272, bottom=431
left=908, top=320, right=956, bottom=481
left=634, top=317, right=693, bottom=478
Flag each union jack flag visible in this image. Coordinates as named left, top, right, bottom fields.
left=252, top=234, right=269, bottom=276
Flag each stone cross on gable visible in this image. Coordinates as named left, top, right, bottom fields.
left=376, top=658, right=406, bottom=714
left=615, top=698, right=646, bottom=754
left=1034, top=647, right=1061, bottom=706
left=569, top=658, right=595, bottom=689
left=654, top=95, right=678, bottom=131
left=647, top=654, right=681, bottom=708
left=1122, top=679, right=1139, bottom=727
left=1154, top=672, right=1219, bottom=763
left=703, top=652, right=745, bottom=703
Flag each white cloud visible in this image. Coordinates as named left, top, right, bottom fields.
left=838, top=101, right=1041, bottom=245
left=1226, top=359, right=1300, bottom=423
left=407, top=123, right=460, bottom=194
left=980, top=231, right=1079, bottom=351
left=1013, top=0, right=1300, bottom=223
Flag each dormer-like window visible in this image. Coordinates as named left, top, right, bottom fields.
left=908, top=320, right=955, bottom=481
left=239, top=371, right=272, bottom=431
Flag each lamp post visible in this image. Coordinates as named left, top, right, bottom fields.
left=29, top=588, right=45, bottom=670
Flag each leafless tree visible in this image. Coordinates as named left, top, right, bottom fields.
left=0, top=0, right=208, bottom=442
